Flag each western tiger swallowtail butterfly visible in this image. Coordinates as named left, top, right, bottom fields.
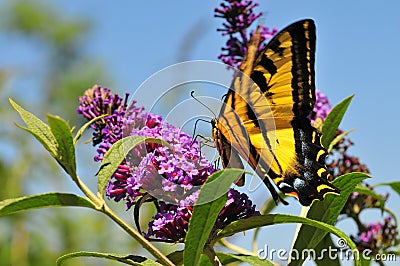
left=212, top=19, right=340, bottom=206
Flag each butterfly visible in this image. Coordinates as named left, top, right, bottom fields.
left=212, top=19, right=340, bottom=206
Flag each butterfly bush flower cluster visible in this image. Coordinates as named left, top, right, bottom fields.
left=215, top=0, right=277, bottom=67
left=343, top=186, right=386, bottom=216
left=77, top=85, right=144, bottom=161
left=351, top=217, right=399, bottom=256
left=78, top=85, right=145, bottom=204
left=147, top=189, right=259, bottom=242
left=121, top=113, right=215, bottom=207
left=78, top=85, right=259, bottom=242
left=309, top=90, right=332, bottom=124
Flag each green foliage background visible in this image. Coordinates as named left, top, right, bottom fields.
left=0, top=1, right=142, bottom=265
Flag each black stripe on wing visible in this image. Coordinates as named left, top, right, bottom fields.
left=289, top=20, right=316, bottom=117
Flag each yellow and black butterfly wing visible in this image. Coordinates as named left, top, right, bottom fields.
left=212, top=119, right=245, bottom=186
left=215, top=19, right=340, bottom=206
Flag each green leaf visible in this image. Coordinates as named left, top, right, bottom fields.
left=354, top=184, right=386, bottom=213
left=359, top=255, right=373, bottom=266
left=199, top=254, right=213, bottom=265
left=169, top=251, right=269, bottom=266
left=216, top=253, right=275, bottom=266
left=9, top=98, right=58, bottom=157
left=327, top=128, right=355, bottom=152
left=166, top=250, right=183, bottom=266
left=321, top=95, right=354, bottom=148
left=73, top=114, right=108, bottom=145
left=0, top=193, right=96, bottom=217
left=314, top=235, right=340, bottom=266
left=47, top=114, right=76, bottom=175
left=259, top=192, right=286, bottom=215
left=170, top=251, right=264, bottom=266
left=97, top=136, right=170, bottom=197
left=184, top=168, right=245, bottom=266
left=374, top=181, right=400, bottom=197
left=290, top=172, right=370, bottom=266
left=196, top=168, right=247, bottom=205
left=252, top=192, right=286, bottom=250
left=217, top=214, right=358, bottom=263
left=56, top=251, right=163, bottom=266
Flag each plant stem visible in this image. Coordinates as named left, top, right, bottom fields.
left=219, top=238, right=254, bottom=255
left=289, top=206, right=310, bottom=265
left=204, top=245, right=222, bottom=266
left=102, top=204, right=174, bottom=266
left=72, top=175, right=174, bottom=266
left=73, top=175, right=103, bottom=206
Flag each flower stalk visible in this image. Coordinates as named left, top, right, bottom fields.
left=68, top=173, right=174, bottom=265
left=102, top=204, right=175, bottom=266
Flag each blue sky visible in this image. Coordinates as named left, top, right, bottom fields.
left=3, top=0, right=399, bottom=264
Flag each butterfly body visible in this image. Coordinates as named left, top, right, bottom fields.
left=213, top=19, right=340, bottom=206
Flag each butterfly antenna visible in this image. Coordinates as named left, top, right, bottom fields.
left=191, top=91, right=217, bottom=118
left=191, top=118, right=211, bottom=145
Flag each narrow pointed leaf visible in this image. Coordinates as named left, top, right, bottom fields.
left=217, top=214, right=358, bottom=262
left=168, top=250, right=269, bottom=266
left=321, top=95, right=354, bottom=148
left=359, top=255, right=373, bottom=266
left=216, top=253, right=275, bottom=266
left=56, top=251, right=162, bottom=266
left=184, top=169, right=245, bottom=266
left=353, top=185, right=385, bottom=213
left=47, top=114, right=76, bottom=175
left=314, top=235, right=340, bottom=266
left=0, top=193, right=95, bottom=217
left=258, top=192, right=286, bottom=215
left=198, top=254, right=213, bottom=265
left=97, top=136, right=170, bottom=197
left=327, top=128, right=355, bottom=152
left=290, top=172, right=370, bottom=265
left=9, top=98, right=57, bottom=157
left=195, top=168, right=248, bottom=205
left=196, top=253, right=272, bottom=266
left=166, top=250, right=183, bottom=265
left=374, top=182, right=400, bottom=197
left=252, top=192, right=286, bottom=249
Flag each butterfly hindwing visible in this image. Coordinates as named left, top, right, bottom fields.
left=214, top=19, right=340, bottom=206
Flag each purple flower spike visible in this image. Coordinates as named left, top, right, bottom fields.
left=146, top=188, right=259, bottom=242
left=309, top=89, right=332, bottom=123
left=214, top=189, right=260, bottom=231
left=351, top=217, right=398, bottom=254
left=78, top=85, right=146, bottom=207
left=215, top=0, right=276, bottom=68
left=215, top=0, right=261, bottom=35
left=77, top=84, right=144, bottom=149
left=123, top=113, right=216, bottom=205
